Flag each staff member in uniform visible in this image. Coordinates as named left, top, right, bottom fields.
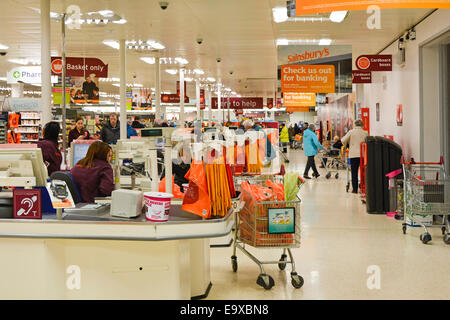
left=70, top=141, right=114, bottom=203
left=37, top=122, right=62, bottom=176
left=341, top=119, right=368, bottom=194
left=68, top=117, right=91, bottom=146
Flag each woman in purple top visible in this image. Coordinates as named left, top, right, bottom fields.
left=37, top=122, right=62, bottom=176
left=68, top=117, right=91, bottom=146
left=70, top=141, right=114, bottom=203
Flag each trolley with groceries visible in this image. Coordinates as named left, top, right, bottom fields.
left=401, top=157, right=450, bottom=244
left=318, top=144, right=349, bottom=180
left=231, top=174, right=304, bottom=290
left=292, top=134, right=303, bottom=150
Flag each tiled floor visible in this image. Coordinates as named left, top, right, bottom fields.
left=207, top=149, right=450, bottom=300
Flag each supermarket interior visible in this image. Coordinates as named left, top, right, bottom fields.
left=0, top=0, right=449, bottom=301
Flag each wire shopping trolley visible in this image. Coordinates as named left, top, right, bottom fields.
left=402, top=157, right=450, bottom=244
left=231, top=175, right=303, bottom=290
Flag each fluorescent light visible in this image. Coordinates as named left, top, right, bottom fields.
left=50, top=12, right=60, bottom=19
left=185, top=77, right=193, bottom=82
left=225, top=88, right=232, bottom=92
left=0, top=77, right=6, bottom=81
left=165, top=69, right=178, bottom=75
left=207, top=77, right=216, bottom=82
left=112, top=18, right=127, bottom=24
left=319, top=38, right=332, bottom=45
left=329, top=11, right=348, bottom=23
left=193, top=69, right=204, bottom=75
left=276, top=39, right=289, bottom=46
left=0, top=43, right=8, bottom=50
left=103, top=40, right=120, bottom=49
left=140, top=57, right=156, bottom=64
left=272, top=7, right=288, bottom=23
left=99, top=10, right=114, bottom=17
left=8, top=58, right=39, bottom=65
left=175, top=57, right=188, bottom=65
left=147, top=41, right=165, bottom=50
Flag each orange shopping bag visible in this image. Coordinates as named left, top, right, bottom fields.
left=159, top=175, right=184, bottom=199
left=182, top=161, right=211, bottom=218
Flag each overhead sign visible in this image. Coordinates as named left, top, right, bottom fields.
left=281, top=65, right=335, bottom=93
left=7, top=66, right=41, bottom=84
left=161, top=94, right=189, bottom=103
left=356, top=55, right=392, bottom=71
left=352, top=70, right=372, bottom=83
left=51, top=57, right=109, bottom=78
left=295, top=0, right=450, bottom=15
left=267, top=98, right=274, bottom=109
left=277, top=45, right=351, bottom=66
left=286, top=106, right=311, bottom=112
left=283, top=92, right=316, bottom=107
left=200, top=89, right=205, bottom=109
left=211, top=97, right=263, bottom=109
left=7, top=98, right=41, bottom=111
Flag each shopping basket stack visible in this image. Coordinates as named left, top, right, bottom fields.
left=402, top=157, right=450, bottom=244
left=231, top=175, right=303, bottom=290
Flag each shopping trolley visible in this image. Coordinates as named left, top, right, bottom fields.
left=231, top=175, right=303, bottom=290
left=292, top=134, right=302, bottom=150
left=401, top=157, right=450, bottom=244
left=318, top=149, right=341, bottom=179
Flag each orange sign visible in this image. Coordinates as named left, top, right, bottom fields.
left=295, top=0, right=450, bottom=15
left=286, top=106, right=311, bottom=112
left=281, top=65, right=335, bottom=93
left=283, top=92, right=316, bottom=107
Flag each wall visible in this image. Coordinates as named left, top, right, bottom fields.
left=289, top=111, right=316, bottom=125
left=355, top=9, right=450, bottom=160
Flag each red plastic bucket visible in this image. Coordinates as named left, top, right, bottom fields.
left=144, top=192, right=173, bottom=222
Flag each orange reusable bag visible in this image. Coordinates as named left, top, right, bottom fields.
left=265, top=179, right=285, bottom=201
left=182, top=161, right=211, bottom=218
left=159, top=175, right=184, bottom=199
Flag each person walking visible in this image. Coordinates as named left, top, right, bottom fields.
left=288, top=123, right=295, bottom=149
left=341, top=119, right=368, bottom=193
left=303, top=123, right=324, bottom=179
left=279, top=123, right=290, bottom=153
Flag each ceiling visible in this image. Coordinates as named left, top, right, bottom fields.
left=0, top=0, right=435, bottom=101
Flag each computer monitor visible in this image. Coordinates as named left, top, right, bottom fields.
left=0, top=147, right=48, bottom=187
left=70, top=140, right=97, bottom=168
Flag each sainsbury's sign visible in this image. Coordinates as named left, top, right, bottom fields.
left=287, top=48, right=330, bottom=63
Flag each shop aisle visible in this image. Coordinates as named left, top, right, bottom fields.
left=207, top=149, right=450, bottom=300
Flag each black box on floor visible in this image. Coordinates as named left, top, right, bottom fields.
left=365, top=136, right=403, bottom=214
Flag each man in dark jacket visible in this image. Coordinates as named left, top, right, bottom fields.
left=100, top=113, right=120, bottom=144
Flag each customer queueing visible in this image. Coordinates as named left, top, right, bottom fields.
left=68, top=117, right=91, bottom=145
left=70, top=141, right=114, bottom=203
left=100, top=113, right=120, bottom=144
left=37, top=122, right=62, bottom=176
left=341, top=119, right=368, bottom=194
left=303, top=123, right=324, bottom=179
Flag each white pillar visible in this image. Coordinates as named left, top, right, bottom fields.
left=195, top=80, right=200, bottom=121
left=217, top=84, right=222, bottom=124
left=119, top=39, right=127, bottom=140
left=40, top=0, right=52, bottom=125
left=11, top=83, right=24, bottom=98
left=155, top=56, right=161, bottom=120
left=179, top=68, right=185, bottom=126
left=207, top=87, right=212, bottom=126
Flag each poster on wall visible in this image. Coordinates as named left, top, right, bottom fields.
left=52, top=76, right=100, bottom=105
left=316, top=93, right=355, bottom=139
left=376, top=103, right=380, bottom=121
left=396, top=104, right=403, bottom=126
left=130, top=88, right=152, bottom=110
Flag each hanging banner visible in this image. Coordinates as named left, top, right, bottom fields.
left=53, top=76, right=99, bottom=105
left=355, top=55, right=392, bottom=71
left=352, top=70, right=372, bottom=83
left=283, top=92, right=316, bottom=107
left=286, top=106, right=311, bottom=112
left=51, top=57, right=108, bottom=78
left=161, top=94, right=189, bottom=103
left=211, top=97, right=263, bottom=109
left=295, top=0, right=450, bottom=15
left=130, top=88, right=152, bottom=110
left=176, top=81, right=187, bottom=97
left=267, top=98, right=274, bottom=109
left=200, top=89, right=205, bottom=109
left=281, top=65, right=335, bottom=93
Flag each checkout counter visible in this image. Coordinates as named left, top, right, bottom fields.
left=0, top=129, right=234, bottom=299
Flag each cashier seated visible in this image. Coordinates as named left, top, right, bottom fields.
left=70, top=141, right=114, bottom=203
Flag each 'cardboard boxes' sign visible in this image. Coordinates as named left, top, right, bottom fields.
left=281, top=65, right=335, bottom=93
left=352, top=70, right=372, bottom=83
left=356, top=55, right=392, bottom=72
